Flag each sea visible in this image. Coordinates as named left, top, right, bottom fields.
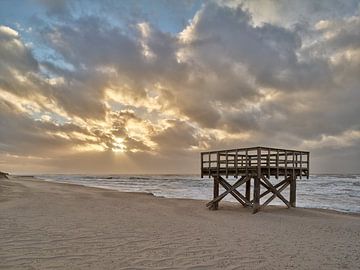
left=33, top=174, right=360, bottom=214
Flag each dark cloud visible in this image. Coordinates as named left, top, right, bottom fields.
left=0, top=26, right=40, bottom=99
left=37, top=0, right=70, bottom=16
left=151, top=120, right=200, bottom=154
left=0, top=99, right=75, bottom=156
left=237, top=0, right=360, bottom=27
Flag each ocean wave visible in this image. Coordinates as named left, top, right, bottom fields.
left=34, top=174, right=360, bottom=214
left=129, top=176, right=150, bottom=180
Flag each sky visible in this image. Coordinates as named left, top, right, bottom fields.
left=0, top=0, right=359, bottom=174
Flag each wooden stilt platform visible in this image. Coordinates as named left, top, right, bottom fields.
left=201, top=146, right=310, bottom=213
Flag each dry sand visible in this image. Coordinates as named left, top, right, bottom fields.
left=1, top=176, right=359, bottom=270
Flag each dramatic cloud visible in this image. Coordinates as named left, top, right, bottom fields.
left=0, top=0, right=359, bottom=173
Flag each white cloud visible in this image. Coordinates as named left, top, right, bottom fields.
left=0, top=25, right=19, bottom=37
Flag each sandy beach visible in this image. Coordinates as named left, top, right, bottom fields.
left=1, top=177, right=359, bottom=270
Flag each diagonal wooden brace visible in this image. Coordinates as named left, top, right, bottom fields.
left=260, top=176, right=290, bottom=208
left=253, top=177, right=291, bottom=203
left=217, top=176, right=252, bottom=207
left=259, top=177, right=291, bottom=197
left=206, top=175, right=249, bottom=208
left=261, top=181, right=290, bottom=208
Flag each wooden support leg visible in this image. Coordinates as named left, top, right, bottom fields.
left=253, top=176, right=260, bottom=214
left=245, top=178, right=251, bottom=202
left=206, top=176, right=248, bottom=208
left=290, top=174, right=296, bottom=207
left=212, top=176, right=219, bottom=210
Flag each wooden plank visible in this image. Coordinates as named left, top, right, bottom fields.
left=235, top=150, right=238, bottom=178
left=261, top=181, right=290, bottom=208
left=211, top=176, right=220, bottom=210
left=267, top=148, right=270, bottom=178
left=217, top=177, right=246, bottom=206
left=255, top=177, right=290, bottom=202
left=260, top=176, right=290, bottom=208
left=217, top=176, right=252, bottom=206
left=200, top=146, right=309, bottom=156
left=245, top=149, right=248, bottom=175
left=253, top=147, right=262, bottom=214
left=292, top=152, right=295, bottom=177
left=201, top=153, right=204, bottom=178
left=290, top=174, right=296, bottom=207
left=257, top=147, right=261, bottom=178
left=253, top=176, right=260, bottom=214
left=276, top=149, right=279, bottom=179
left=208, top=153, right=211, bottom=177
left=217, top=152, right=220, bottom=177
left=206, top=175, right=248, bottom=208
left=245, top=178, right=251, bottom=201
left=284, top=150, right=287, bottom=178
left=219, top=153, right=236, bottom=157
left=307, top=152, right=310, bottom=179
left=226, top=151, right=228, bottom=178
left=299, top=153, right=302, bottom=180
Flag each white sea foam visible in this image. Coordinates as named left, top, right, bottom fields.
left=34, top=174, right=360, bottom=213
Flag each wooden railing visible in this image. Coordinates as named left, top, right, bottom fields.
left=201, top=146, right=309, bottom=179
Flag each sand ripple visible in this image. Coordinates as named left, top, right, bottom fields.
left=1, top=178, right=359, bottom=269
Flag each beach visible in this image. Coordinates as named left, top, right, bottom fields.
left=1, top=177, right=359, bottom=270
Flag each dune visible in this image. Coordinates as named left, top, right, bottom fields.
left=0, top=176, right=359, bottom=270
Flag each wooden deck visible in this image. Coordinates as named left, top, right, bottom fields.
left=201, top=146, right=309, bottom=179
left=200, top=146, right=310, bottom=213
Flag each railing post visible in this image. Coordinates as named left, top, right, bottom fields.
left=235, top=150, right=238, bottom=178
left=299, top=152, right=302, bottom=180
left=276, top=149, right=279, bottom=179
left=217, top=152, right=220, bottom=176
left=267, top=148, right=270, bottom=177
left=245, top=149, right=248, bottom=176
left=208, top=153, right=211, bottom=177
left=201, top=153, right=203, bottom=178
left=307, top=152, right=310, bottom=179
left=292, top=151, right=295, bottom=178
left=284, top=150, right=288, bottom=178
left=226, top=150, right=228, bottom=178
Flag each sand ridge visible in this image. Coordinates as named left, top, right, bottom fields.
left=0, top=177, right=359, bottom=269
